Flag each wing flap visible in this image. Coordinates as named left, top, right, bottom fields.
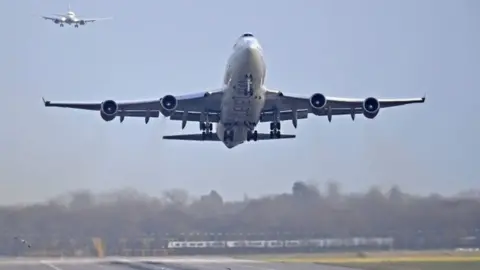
left=169, top=111, right=221, bottom=123
left=260, top=109, right=309, bottom=122
left=118, top=110, right=160, bottom=118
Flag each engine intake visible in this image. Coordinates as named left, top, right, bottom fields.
left=309, top=93, right=327, bottom=115
left=362, top=97, right=380, bottom=119
left=160, top=95, right=178, bottom=116
left=100, top=100, right=118, bottom=121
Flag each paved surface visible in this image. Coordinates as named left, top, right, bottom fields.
left=0, top=257, right=360, bottom=270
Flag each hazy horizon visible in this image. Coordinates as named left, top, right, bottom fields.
left=0, top=0, right=478, bottom=205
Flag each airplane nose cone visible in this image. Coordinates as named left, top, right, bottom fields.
left=241, top=44, right=261, bottom=62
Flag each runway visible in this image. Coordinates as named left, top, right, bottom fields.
left=0, top=257, right=360, bottom=270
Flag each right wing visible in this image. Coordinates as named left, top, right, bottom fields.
left=162, top=133, right=295, bottom=141
left=42, top=90, right=224, bottom=122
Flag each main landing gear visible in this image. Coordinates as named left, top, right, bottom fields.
left=269, top=122, right=281, bottom=139
left=60, top=24, right=64, bottom=27
left=200, top=122, right=213, bottom=140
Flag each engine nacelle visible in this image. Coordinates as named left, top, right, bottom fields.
left=100, top=100, right=118, bottom=122
left=309, top=93, right=327, bottom=115
left=54, top=19, right=60, bottom=24
left=362, top=97, right=380, bottom=119
left=160, top=95, right=178, bottom=117
left=79, top=20, right=85, bottom=25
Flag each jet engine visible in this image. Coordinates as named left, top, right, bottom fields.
left=54, top=19, right=60, bottom=24
left=309, top=93, right=327, bottom=115
left=100, top=100, right=118, bottom=121
left=362, top=97, right=380, bottom=119
left=160, top=95, right=178, bottom=117
left=79, top=20, right=85, bottom=25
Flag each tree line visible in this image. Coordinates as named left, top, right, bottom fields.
left=1, top=181, right=480, bottom=256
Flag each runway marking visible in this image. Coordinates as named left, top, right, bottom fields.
left=40, top=261, right=63, bottom=270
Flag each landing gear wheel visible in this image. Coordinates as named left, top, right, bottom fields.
left=275, top=130, right=281, bottom=138
left=60, top=24, right=64, bottom=27
left=247, top=130, right=258, bottom=142
left=224, top=130, right=234, bottom=142
left=208, top=123, right=213, bottom=131
left=202, top=132, right=206, bottom=140
left=200, top=122, right=206, bottom=131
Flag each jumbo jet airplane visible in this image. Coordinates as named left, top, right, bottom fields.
left=42, top=4, right=112, bottom=28
left=43, top=33, right=426, bottom=149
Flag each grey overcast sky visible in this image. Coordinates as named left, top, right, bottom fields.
left=0, top=0, right=478, bottom=205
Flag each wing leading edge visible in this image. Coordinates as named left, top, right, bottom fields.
left=264, top=89, right=425, bottom=121
left=42, top=90, right=224, bottom=122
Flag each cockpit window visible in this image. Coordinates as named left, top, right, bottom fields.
left=241, top=33, right=254, bottom=38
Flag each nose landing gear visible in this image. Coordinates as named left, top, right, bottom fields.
left=223, top=129, right=234, bottom=142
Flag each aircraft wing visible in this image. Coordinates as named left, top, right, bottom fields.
left=162, top=133, right=295, bottom=141
left=264, top=89, right=426, bottom=120
left=42, top=90, right=224, bottom=121
left=42, top=16, right=60, bottom=21
left=77, top=17, right=113, bottom=23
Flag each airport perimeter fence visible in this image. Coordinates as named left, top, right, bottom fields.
left=2, top=230, right=479, bottom=257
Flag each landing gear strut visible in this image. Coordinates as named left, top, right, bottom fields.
left=60, top=24, right=64, bottom=27
left=200, top=122, right=213, bottom=140
left=247, top=130, right=258, bottom=142
left=269, top=122, right=281, bottom=139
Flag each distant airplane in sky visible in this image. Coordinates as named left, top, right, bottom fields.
left=41, top=4, right=112, bottom=28
left=43, top=33, right=426, bottom=149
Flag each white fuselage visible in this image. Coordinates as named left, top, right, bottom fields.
left=216, top=36, right=267, bottom=148
left=63, top=12, right=78, bottom=24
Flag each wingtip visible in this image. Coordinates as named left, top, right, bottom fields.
left=42, top=97, right=50, bottom=106
left=422, top=93, right=427, bottom=102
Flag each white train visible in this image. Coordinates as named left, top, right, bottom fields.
left=167, top=237, right=393, bottom=249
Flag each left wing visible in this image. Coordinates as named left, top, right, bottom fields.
left=264, top=89, right=426, bottom=122
left=43, top=90, right=224, bottom=122
left=77, top=17, right=113, bottom=24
